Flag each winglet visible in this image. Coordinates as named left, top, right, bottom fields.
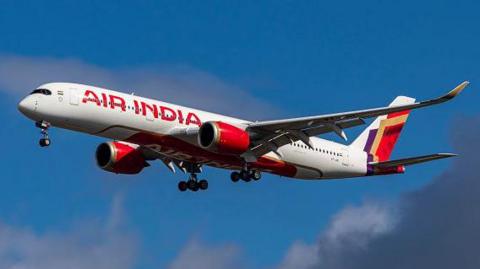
left=444, top=81, right=469, bottom=100
left=437, top=152, right=459, bottom=158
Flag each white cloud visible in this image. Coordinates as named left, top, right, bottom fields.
left=322, top=202, right=395, bottom=249
left=0, top=54, right=278, bottom=119
left=167, top=238, right=245, bottom=269
left=275, top=240, right=319, bottom=269
left=276, top=201, right=395, bottom=269
left=163, top=202, right=395, bottom=269
left=276, top=117, right=480, bottom=269
left=0, top=193, right=137, bottom=269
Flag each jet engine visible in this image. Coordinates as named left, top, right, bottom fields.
left=198, top=121, right=250, bottom=155
left=95, top=141, right=149, bottom=174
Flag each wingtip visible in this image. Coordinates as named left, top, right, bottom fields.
left=446, top=81, right=469, bottom=99
left=438, top=152, right=459, bottom=158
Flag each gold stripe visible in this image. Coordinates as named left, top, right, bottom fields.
left=369, top=114, right=410, bottom=160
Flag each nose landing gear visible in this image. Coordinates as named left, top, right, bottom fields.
left=36, top=121, right=51, bottom=147
left=39, top=138, right=50, bottom=147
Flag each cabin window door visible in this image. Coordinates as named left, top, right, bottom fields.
left=69, top=90, right=79, bottom=105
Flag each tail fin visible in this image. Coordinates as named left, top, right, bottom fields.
left=351, top=96, right=415, bottom=162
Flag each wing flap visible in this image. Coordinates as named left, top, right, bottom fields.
left=247, top=118, right=365, bottom=157
left=139, top=145, right=202, bottom=174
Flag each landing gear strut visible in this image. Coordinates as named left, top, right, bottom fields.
left=36, top=121, right=51, bottom=147
left=178, top=173, right=208, bottom=192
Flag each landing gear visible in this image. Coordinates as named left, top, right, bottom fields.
left=198, top=179, right=208, bottom=190
left=240, top=170, right=251, bottom=182
left=187, top=179, right=199, bottom=191
left=230, top=169, right=261, bottom=183
left=36, top=121, right=51, bottom=147
left=39, top=138, right=51, bottom=147
left=251, top=170, right=262, bottom=181
left=178, top=173, right=208, bottom=192
left=230, top=172, right=241, bottom=182
left=178, top=181, right=188, bottom=192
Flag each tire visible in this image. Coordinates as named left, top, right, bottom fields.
left=251, top=170, right=261, bottom=181
left=240, top=170, right=251, bottom=182
left=39, top=138, right=50, bottom=147
left=187, top=180, right=198, bottom=191
left=230, top=172, right=240, bottom=182
left=178, top=181, right=188, bottom=192
left=199, top=179, right=208, bottom=190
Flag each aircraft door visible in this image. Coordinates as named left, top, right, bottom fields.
left=341, top=148, right=350, bottom=167
left=69, top=89, right=79, bottom=105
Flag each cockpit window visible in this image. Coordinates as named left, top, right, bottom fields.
left=30, top=88, right=52, bottom=95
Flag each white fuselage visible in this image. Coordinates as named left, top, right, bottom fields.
left=18, top=82, right=369, bottom=179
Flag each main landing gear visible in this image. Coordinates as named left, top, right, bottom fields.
left=178, top=173, right=208, bottom=192
left=36, top=121, right=51, bottom=147
left=230, top=169, right=261, bottom=183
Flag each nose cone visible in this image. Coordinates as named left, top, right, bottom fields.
left=18, top=97, right=35, bottom=116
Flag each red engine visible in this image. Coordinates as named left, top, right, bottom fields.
left=198, top=121, right=250, bottom=155
left=95, top=141, right=149, bottom=174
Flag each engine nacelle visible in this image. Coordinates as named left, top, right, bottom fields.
left=198, top=121, right=250, bottom=155
left=95, top=141, right=149, bottom=174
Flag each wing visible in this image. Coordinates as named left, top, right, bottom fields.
left=244, top=81, right=468, bottom=159
left=369, top=153, right=457, bottom=168
left=140, top=144, right=203, bottom=174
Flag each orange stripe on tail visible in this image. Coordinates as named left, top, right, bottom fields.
left=369, top=110, right=410, bottom=162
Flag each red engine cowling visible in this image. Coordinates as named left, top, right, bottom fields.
left=95, top=141, right=149, bottom=174
left=198, top=121, right=250, bottom=155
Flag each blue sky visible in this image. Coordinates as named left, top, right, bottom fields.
left=0, top=1, right=478, bottom=268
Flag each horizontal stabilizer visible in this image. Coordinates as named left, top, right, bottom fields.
left=369, top=153, right=457, bottom=168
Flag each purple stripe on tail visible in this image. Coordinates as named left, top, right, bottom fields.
left=363, top=129, right=378, bottom=153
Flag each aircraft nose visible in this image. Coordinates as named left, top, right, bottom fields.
left=17, top=96, right=36, bottom=115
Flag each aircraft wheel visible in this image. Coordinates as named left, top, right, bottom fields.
left=39, top=138, right=51, bottom=147
left=178, top=181, right=188, bottom=192
left=240, top=170, right=251, bottom=182
left=199, top=179, right=208, bottom=190
left=251, top=170, right=261, bottom=181
left=187, top=180, right=198, bottom=191
left=230, top=172, right=240, bottom=182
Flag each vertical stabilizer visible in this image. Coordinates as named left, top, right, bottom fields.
left=351, top=96, right=415, bottom=162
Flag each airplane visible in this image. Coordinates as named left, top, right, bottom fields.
left=17, top=81, right=468, bottom=192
